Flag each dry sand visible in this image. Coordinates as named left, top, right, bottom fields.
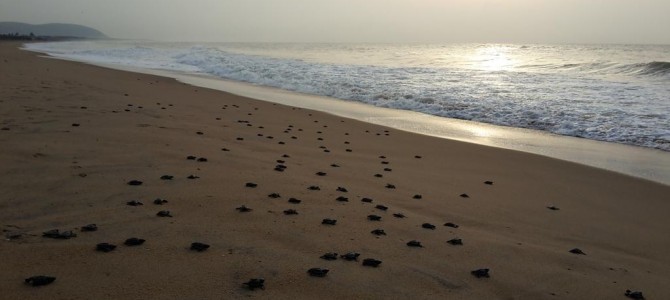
left=1, top=41, right=669, bottom=299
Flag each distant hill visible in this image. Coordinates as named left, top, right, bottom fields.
left=0, top=22, right=107, bottom=39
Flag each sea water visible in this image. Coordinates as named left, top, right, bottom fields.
left=25, top=40, right=670, bottom=151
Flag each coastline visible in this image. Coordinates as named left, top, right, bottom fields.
left=23, top=43, right=670, bottom=185
left=2, top=41, right=669, bottom=299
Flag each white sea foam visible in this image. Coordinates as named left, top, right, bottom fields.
left=24, top=41, right=670, bottom=151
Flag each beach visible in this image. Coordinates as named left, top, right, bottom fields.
left=1, top=41, right=669, bottom=299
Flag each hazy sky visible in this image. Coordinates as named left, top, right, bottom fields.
left=1, top=0, right=669, bottom=44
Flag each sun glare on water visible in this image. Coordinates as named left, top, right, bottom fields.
left=470, top=45, right=516, bottom=72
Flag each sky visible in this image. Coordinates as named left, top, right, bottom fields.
left=1, top=0, right=669, bottom=44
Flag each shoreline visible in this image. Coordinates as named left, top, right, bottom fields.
left=2, top=41, right=669, bottom=299
left=24, top=44, right=670, bottom=185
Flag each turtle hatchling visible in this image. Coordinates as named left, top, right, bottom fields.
left=243, top=278, right=265, bottom=290
left=371, top=229, right=386, bottom=236
left=340, top=252, right=360, bottom=261
left=447, top=238, right=463, bottom=246
left=407, top=240, right=423, bottom=247
left=322, top=218, right=337, bottom=225
left=124, top=238, right=145, bottom=246
left=368, top=215, right=382, bottom=221
left=156, top=210, right=173, bottom=217
left=362, top=258, right=382, bottom=267
left=236, top=205, right=252, bottom=212
left=471, top=268, right=490, bottom=278
left=320, top=252, right=338, bottom=260
left=308, top=268, right=329, bottom=277
left=25, top=276, right=56, bottom=286
left=422, top=223, right=436, bottom=230
left=191, top=242, right=210, bottom=252
left=96, top=243, right=117, bottom=252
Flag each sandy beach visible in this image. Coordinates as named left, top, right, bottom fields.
left=1, top=41, right=669, bottom=299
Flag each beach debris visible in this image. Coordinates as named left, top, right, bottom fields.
left=322, top=218, right=337, bottom=225
left=340, top=252, right=360, bottom=261
left=153, top=198, right=168, bottom=205
left=245, top=182, right=258, bottom=188
left=375, top=205, right=388, bottom=211
left=371, top=229, right=386, bottom=236
left=393, top=213, right=406, bottom=218
left=320, top=252, right=338, bottom=260
left=96, top=243, right=117, bottom=252
left=81, top=224, right=98, bottom=232
left=316, top=171, right=327, bottom=176
left=25, top=276, right=56, bottom=286
left=625, top=290, right=645, bottom=300
left=422, top=223, right=436, bottom=230
left=308, top=268, right=329, bottom=277
left=190, top=242, right=210, bottom=252
left=361, top=197, right=373, bottom=203
left=243, top=278, right=265, bottom=290
left=127, top=180, right=143, bottom=186
left=336, top=196, right=349, bottom=202
left=288, top=198, right=301, bottom=204
left=362, top=258, right=382, bottom=267
left=124, top=238, right=145, bottom=246
left=368, top=215, right=382, bottom=221
left=385, top=184, right=396, bottom=189
left=336, top=187, right=348, bottom=192
left=471, top=268, right=490, bottom=278
left=444, top=222, right=459, bottom=228
left=407, top=240, right=423, bottom=247
left=413, top=194, right=422, bottom=199
left=236, top=205, right=252, bottom=212
left=308, top=185, right=321, bottom=191
left=160, top=175, right=174, bottom=180
left=283, top=209, right=298, bottom=215
left=187, top=175, right=200, bottom=179
left=42, top=229, right=77, bottom=239
left=547, top=206, right=560, bottom=211
left=156, top=210, right=173, bottom=217
left=268, top=193, right=281, bottom=199
left=447, top=238, right=463, bottom=246
left=484, top=181, right=494, bottom=185
left=569, top=248, right=586, bottom=255
left=126, top=200, right=143, bottom=206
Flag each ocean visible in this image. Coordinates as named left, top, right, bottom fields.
left=25, top=41, right=670, bottom=151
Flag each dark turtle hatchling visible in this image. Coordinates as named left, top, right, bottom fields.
left=471, top=268, right=490, bottom=278
left=322, top=219, right=337, bottom=225
left=447, top=238, right=463, bottom=246
left=371, top=229, right=386, bottom=236
left=124, top=238, right=145, bottom=246
left=422, top=223, right=436, bottom=230
left=367, top=215, right=382, bottom=221
left=320, top=252, right=338, bottom=260
left=236, top=205, right=252, bottom=212
left=362, top=258, right=382, bottom=267
left=25, top=276, right=56, bottom=286
left=340, top=252, right=360, bottom=261
left=96, top=243, right=117, bottom=252
left=308, top=268, right=329, bottom=277
left=243, top=278, right=265, bottom=290
left=407, top=240, right=423, bottom=247
left=156, top=210, right=172, bottom=217
left=191, top=242, right=210, bottom=252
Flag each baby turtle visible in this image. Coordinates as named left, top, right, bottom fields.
left=414, top=155, right=422, bottom=159
left=447, top=238, right=463, bottom=246
left=444, top=222, right=459, bottom=228
left=336, top=196, right=349, bottom=202
left=361, top=197, right=373, bottom=203
left=422, top=223, right=436, bottom=230
left=385, top=184, right=396, bottom=189
left=375, top=205, right=388, bottom=211
left=336, top=187, right=348, bottom=192
left=308, top=268, right=329, bottom=277
left=245, top=182, right=258, bottom=188
left=345, top=149, right=352, bottom=152
left=316, top=172, right=327, bottom=176
left=187, top=175, right=200, bottom=179
left=268, top=193, right=281, bottom=199
left=374, top=174, right=383, bottom=178
left=484, top=181, right=494, bottom=185
left=340, top=252, right=360, bottom=261
left=288, top=198, right=301, bottom=204
left=471, top=268, right=490, bottom=278
left=25, top=276, right=56, bottom=286
left=160, top=175, right=174, bottom=180
left=547, top=206, right=560, bottom=211
left=243, top=278, right=265, bottom=291
left=379, top=155, right=387, bottom=159
left=383, top=168, right=392, bottom=172
left=320, top=252, right=338, bottom=260
left=308, top=185, right=321, bottom=191
left=43, top=229, right=77, bottom=239
left=190, top=242, right=210, bottom=252
left=156, top=210, right=173, bottom=217
left=381, top=161, right=390, bottom=165
left=368, top=215, right=382, bottom=221
left=460, top=193, right=469, bottom=198
left=197, top=157, right=208, bottom=162
left=362, top=258, right=382, bottom=267
left=282, top=154, right=290, bottom=158
left=371, top=229, right=386, bottom=236
left=393, top=213, right=406, bottom=218
left=413, top=194, right=422, bottom=199
left=96, top=243, right=117, bottom=252
left=126, top=200, right=143, bottom=206
left=569, top=248, right=586, bottom=255
left=322, top=218, right=337, bottom=225
left=236, top=205, right=252, bottom=212
left=276, top=159, right=286, bottom=163
left=124, top=238, right=146, bottom=246
left=81, top=224, right=98, bottom=232
left=330, top=164, right=340, bottom=167
left=283, top=209, right=298, bottom=215
left=127, top=180, right=143, bottom=186
left=153, top=198, right=168, bottom=205
left=625, top=290, right=645, bottom=300
left=407, top=240, right=423, bottom=247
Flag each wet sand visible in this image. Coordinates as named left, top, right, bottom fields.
left=1, top=41, right=669, bottom=299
